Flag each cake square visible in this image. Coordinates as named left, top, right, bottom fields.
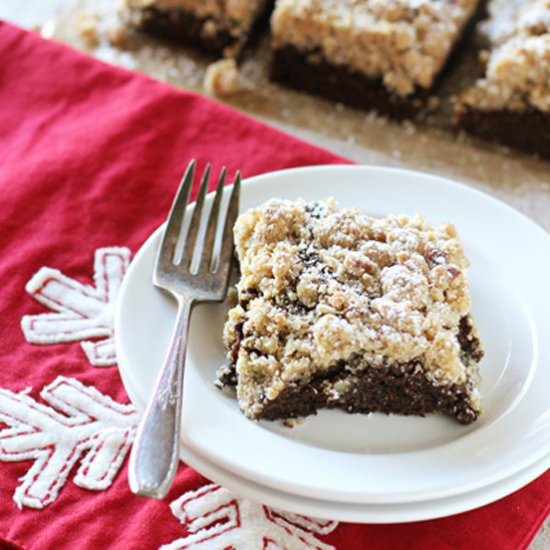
left=124, top=0, right=274, bottom=58
left=269, top=0, right=482, bottom=119
left=455, top=0, right=550, bottom=158
left=219, top=198, right=484, bottom=425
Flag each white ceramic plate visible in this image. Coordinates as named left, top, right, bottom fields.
left=180, top=444, right=550, bottom=524
left=120, top=365, right=550, bottom=523
left=116, top=165, right=550, bottom=506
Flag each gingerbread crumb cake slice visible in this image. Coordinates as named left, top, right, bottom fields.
left=270, top=0, right=482, bottom=119
left=455, top=0, right=550, bottom=158
left=219, top=198, right=484, bottom=425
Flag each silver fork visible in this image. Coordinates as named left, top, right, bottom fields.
left=128, top=159, right=240, bottom=499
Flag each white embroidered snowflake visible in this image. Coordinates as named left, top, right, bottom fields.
left=0, top=375, right=139, bottom=509
left=162, top=484, right=339, bottom=550
left=21, top=246, right=131, bottom=366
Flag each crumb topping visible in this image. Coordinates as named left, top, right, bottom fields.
left=204, top=58, right=242, bottom=95
left=271, top=0, right=479, bottom=97
left=223, top=198, right=481, bottom=418
left=457, top=0, right=550, bottom=112
left=124, top=0, right=269, bottom=37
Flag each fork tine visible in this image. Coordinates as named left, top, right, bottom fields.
left=215, top=172, right=241, bottom=277
left=158, top=160, right=195, bottom=267
left=199, top=167, right=226, bottom=272
left=181, top=163, right=210, bottom=268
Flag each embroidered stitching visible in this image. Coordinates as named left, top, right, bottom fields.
left=0, top=376, right=139, bottom=509
left=162, top=483, right=339, bottom=549
left=21, top=246, right=131, bottom=366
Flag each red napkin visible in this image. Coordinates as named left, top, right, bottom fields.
left=0, top=21, right=549, bottom=550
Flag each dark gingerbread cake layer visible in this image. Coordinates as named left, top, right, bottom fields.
left=270, top=45, right=427, bottom=120
left=125, top=1, right=274, bottom=58
left=456, top=107, right=550, bottom=158
left=134, top=7, right=235, bottom=56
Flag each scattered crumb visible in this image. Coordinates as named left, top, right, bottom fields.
left=108, top=24, right=129, bottom=49
left=204, top=59, right=242, bottom=96
left=227, top=287, right=238, bottom=308
left=214, top=364, right=237, bottom=392
left=282, top=417, right=305, bottom=428
left=78, top=12, right=100, bottom=49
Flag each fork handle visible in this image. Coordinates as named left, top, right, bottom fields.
left=128, top=295, right=193, bottom=499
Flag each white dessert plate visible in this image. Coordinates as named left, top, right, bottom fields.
left=121, top=366, right=550, bottom=523
left=180, top=438, right=550, bottom=524
left=116, top=165, right=550, bottom=505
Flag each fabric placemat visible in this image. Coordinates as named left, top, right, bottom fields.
left=0, top=21, right=549, bottom=550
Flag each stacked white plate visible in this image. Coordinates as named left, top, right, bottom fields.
left=115, top=166, right=550, bottom=523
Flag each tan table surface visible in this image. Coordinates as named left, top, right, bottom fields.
left=2, top=1, right=549, bottom=547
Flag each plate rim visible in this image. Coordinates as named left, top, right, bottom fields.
left=180, top=440, right=550, bottom=524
